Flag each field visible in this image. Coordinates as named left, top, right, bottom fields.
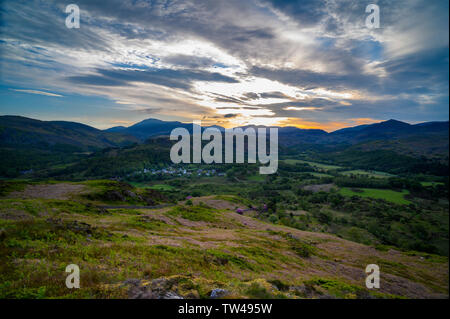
left=339, top=188, right=411, bottom=205
left=341, top=170, right=395, bottom=178
left=148, top=184, right=176, bottom=191
left=420, top=182, right=445, bottom=187
left=310, top=172, right=333, bottom=178
left=282, top=159, right=343, bottom=171
left=0, top=181, right=448, bottom=299
left=247, top=174, right=266, bottom=182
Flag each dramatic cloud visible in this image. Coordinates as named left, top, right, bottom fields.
left=0, top=0, right=448, bottom=129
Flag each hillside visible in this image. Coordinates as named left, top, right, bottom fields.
left=0, top=116, right=138, bottom=150
left=0, top=180, right=447, bottom=299
left=0, top=116, right=448, bottom=178
left=0, top=116, right=139, bottom=177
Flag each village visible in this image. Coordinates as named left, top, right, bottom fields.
left=127, top=166, right=226, bottom=178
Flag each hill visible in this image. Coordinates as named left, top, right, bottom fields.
left=0, top=116, right=139, bottom=177
left=0, top=116, right=138, bottom=151
left=0, top=180, right=447, bottom=299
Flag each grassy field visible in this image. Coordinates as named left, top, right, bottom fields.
left=0, top=181, right=448, bottom=299
left=420, top=182, right=445, bottom=187
left=148, top=184, right=176, bottom=191
left=283, top=159, right=342, bottom=171
left=339, top=188, right=411, bottom=205
left=310, top=172, right=333, bottom=178
left=128, top=182, right=176, bottom=191
left=247, top=174, right=266, bottom=182
left=340, top=170, right=394, bottom=178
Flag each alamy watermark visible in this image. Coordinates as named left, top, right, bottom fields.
left=365, top=264, right=380, bottom=289
left=169, top=121, right=278, bottom=174
left=65, top=4, right=80, bottom=29
left=65, top=264, right=80, bottom=289
left=365, top=4, right=380, bottom=29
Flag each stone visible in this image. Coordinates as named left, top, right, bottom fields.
left=209, top=288, right=230, bottom=299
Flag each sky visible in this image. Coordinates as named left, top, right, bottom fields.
left=0, top=0, right=448, bottom=131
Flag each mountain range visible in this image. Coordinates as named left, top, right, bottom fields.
left=105, top=117, right=449, bottom=149
left=1, top=115, right=448, bottom=152
left=0, top=115, right=448, bottom=177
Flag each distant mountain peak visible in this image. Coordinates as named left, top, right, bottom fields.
left=384, top=119, right=409, bottom=125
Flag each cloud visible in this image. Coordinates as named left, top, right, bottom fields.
left=10, top=89, right=63, bottom=97
left=0, top=0, right=448, bottom=128
left=67, top=67, right=239, bottom=90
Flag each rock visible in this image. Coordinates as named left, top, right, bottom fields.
left=104, top=190, right=126, bottom=202
left=289, top=284, right=320, bottom=298
left=85, top=203, right=110, bottom=215
left=210, top=288, right=230, bottom=299
left=124, top=190, right=137, bottom=198
left=97, top=207, right=111, bottom=215
left=124, top=276, right=187, bottom=299
left=286, top=233, right=299, bottom=241
left=160, top=291, right=183, bottom=299
left=122, top=278, right=141, bottom=286
left=184, top=290, right=200, bottom=299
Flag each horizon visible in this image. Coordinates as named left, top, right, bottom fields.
left=0, top=0, right=449, bottom=131
left=1, top=113, right=447, bottom=133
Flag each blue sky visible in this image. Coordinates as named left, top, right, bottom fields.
left=0, top=0, right=448, bottom=131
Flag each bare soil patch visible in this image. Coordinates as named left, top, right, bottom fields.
left=303, top=183, right=335, bottom=193
left=7, top=183, right=87, bottom=200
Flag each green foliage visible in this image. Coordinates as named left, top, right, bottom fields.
left=339, top=187, right=411, bottom=205
left=245, top=282, right=273, bottom=299
left=0, top=181, right=27, bottom=196
left=166, top=205, right=218, bottom=222
left=127, top=216, right=170, bottom=231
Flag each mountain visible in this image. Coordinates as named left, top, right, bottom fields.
left=329, top=119, right=449, bottom=144
left=106, top=119, right=331, bottom=144
left=0, top=115, right=138, bottom=151
left=105, top=118, right=193, bottom=140
left=105, top=126, right=127, bottom=132
left=105, top=118, right=449, bottom=152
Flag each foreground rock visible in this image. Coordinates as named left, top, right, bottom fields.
left=123, top=276, right=202, bottom=299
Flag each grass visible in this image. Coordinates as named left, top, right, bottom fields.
left=166, top=204, right=218, bottom=222
left=340, top=169, right=394, bottom=178
left=148, top=184, right=175, bottom=191
left=420, top=181, right=445, bottom=187
left=0, top=179, right=448, bottom=299
left=0, top=180, right=28, bottom=196
left=283, top=159, right=342, bottom=170
left=214, top=195, right=253, bottom=207
left=310, top=172, right=333, bottom=178
left=339, top=187, right=411, bottom=205
left=247, top=175, right=265, bottom=182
